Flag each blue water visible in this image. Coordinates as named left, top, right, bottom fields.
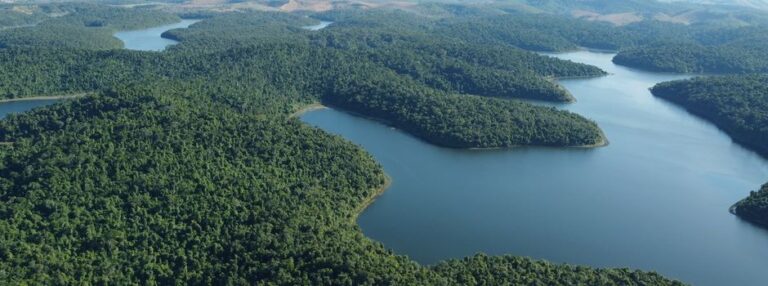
left=0, top=100, right=60, bottom=119
left=114, top=19, right=200, bottom=51
left=301, top=51, right=768, bottom=286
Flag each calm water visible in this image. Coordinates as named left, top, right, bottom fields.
left=301, top=51, right=768, bottom=286
left=114, top=19, right=200, bottom=51
left=0, top=100, right=60, bottom=119
left=302, top=21, right=333, bottom=31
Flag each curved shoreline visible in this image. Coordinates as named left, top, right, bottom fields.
left=353, top=175, right=392, bottom=222
left=299, top=103, right=608, bottom=151
left=289, top=102, right=327, bottom=118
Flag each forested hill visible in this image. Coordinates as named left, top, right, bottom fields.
left=650, top=75, right=768, bottom=227
left=0, top=3, right=691, bottom=285
left=0, top=8, right=610, bottom=149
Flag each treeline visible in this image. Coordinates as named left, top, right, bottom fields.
left=650, top=75, right=768, bottom=227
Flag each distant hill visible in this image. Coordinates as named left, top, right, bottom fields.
left=660, top=0, right=768, bottom=10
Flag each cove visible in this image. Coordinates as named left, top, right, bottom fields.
left=114, top=19, right=199, bottom=51
left=301, top=51, right=768, bottom=286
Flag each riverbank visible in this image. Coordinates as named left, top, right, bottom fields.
left=353, top=174, right=392, bottom=222
left=289, top=103, right=327, bottom=118
left=0, top=93, right=88, bottom=103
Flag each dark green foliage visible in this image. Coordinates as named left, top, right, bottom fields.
left=162, top=11, right=314, bottom=52
left=615, top=33, right=768, bottom=74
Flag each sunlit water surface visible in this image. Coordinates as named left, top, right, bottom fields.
left=114, top=19, right=200, bottom=51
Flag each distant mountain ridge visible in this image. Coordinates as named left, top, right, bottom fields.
left=661, top=0, right=768, bottom=10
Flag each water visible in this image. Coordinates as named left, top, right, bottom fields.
left=114, top=19, right=200, bottom=51
left=301, top=51, right=768, bottom=286
left=302, top=21, right=333, bottom=31
left=0, top=100, right=60, bottom=119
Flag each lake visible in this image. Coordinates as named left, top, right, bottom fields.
left=114, top=19, right=200, bottom=51
left=300, top=51, right=768, bottom=286
left=0, top=99, right=61, bottom=119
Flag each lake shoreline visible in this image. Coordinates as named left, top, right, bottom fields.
left=289, top=103, right=327, bottom=118
left=353, top=175, right=392, bottom=222
left=0, top=94, right=87, bottom=103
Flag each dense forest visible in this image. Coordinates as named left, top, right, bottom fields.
left=650, top=75, right=768, bottom=227
left=0, top=7, right=610, bottom=149
left=0, top=2, right=691, bottom=285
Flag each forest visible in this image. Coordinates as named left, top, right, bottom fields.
left=613, top=31, right=768, bottom=74
left=0, top=7, right=611, bottom=149
left=0, top=2, right=690, bottom=285
left=651, top=75, right=768, bottom=227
